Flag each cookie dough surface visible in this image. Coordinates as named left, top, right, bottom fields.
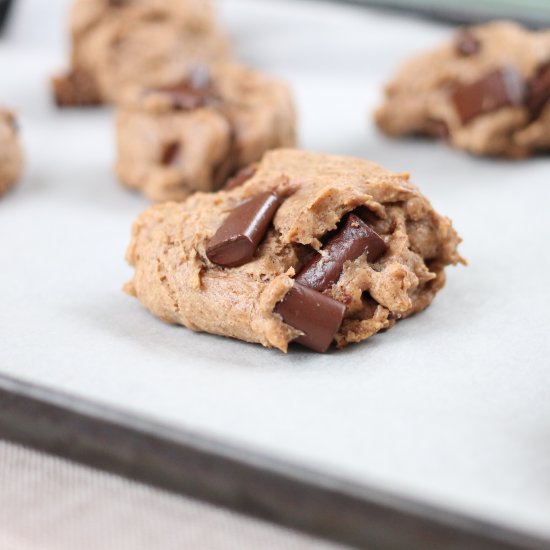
left=115, top=63, right=297, bottom=202
left=375, top=22, right=550, bottom=157
left=0, top=110, right=23, bottom=198
left=52, top=0, right=231, bottom=105
left=125, top=149, right=463, bottom=353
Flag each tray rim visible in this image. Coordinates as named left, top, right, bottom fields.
left=0, top=373, right=548, bottom=550
left=313, top=0, right=549, bottom=28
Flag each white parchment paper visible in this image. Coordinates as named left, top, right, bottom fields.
left=1, top=0, right=549, bottom=539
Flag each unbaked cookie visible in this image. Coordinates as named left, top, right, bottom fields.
left=125, top=149, right=463, bottom=353
left=375, top=22, right=550, bottom=158
left=115, top=63, right=296, bottom=202
left=52, top=0, right=231, bottom=106
left=0, top=110, right=23, bottom=198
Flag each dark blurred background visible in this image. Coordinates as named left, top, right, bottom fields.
left=322, top=0, right=550, bottom=27
left=0, top=0, right=13, bottom=30
left=2, top=0, right=550, bottom=33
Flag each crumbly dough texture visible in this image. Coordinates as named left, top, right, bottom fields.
left=115, top=63, right=297, bottom=202
left=52, top=0, right=231, bottom=105
left=125, top=149, right=463, bottom=352
left=375, top=21, right=550, bottom=157
left=0, top=110, right=23, bottom=198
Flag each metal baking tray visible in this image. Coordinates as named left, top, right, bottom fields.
left=1, top=374, right=547, bottom=550
left=328, top=0, right=550, bottom=28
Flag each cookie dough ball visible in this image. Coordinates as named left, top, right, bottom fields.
left=115, top=63, right=297, bottom=202
left=375, top=21, right=550, bottom=158
left=52, top=0, right=231, bottom=106
left=125, top=149, right=463, bottom=353
left=0, top=110, right=23, bottom=198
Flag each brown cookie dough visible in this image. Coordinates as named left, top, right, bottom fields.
left=52, top=0, right=231, bottom=106
left=375, top=21, right=550, bottom=158
left=0, top=110, right=23, bottom=198
left=115, top=63, right=297, bottom=202
left=125, top=149, right=463, bottom=353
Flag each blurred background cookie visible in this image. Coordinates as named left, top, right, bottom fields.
left=0, top=110, right=23, bottom=198
left=116, top=63, right=296, bottom=202
left=51, top=0, right=231, bottom=106
left=375, top=22, right=550, bottom=158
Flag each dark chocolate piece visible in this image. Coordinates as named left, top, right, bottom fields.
left=206, top=192, right=280, bottom=267
left=224, top=164, right=257, bottom=191
left=455, top=30, right=481, bottom=57
left=295, top=214, right=386, bottom=292
left=152, top=66, right=216, bottom=110
left=450, top=66, right=526, bottom=125
left=424, top=119, right=449, bottom=139
left=527, top=62, right=550, bottom=119
left=276, top=282, right=345, bottom=353
left=52, top=69, right=102, bottom=108
left=161, top=142, right=182, bottom=166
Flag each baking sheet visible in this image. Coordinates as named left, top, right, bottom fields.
left=1, top=0, right=549, bottom=541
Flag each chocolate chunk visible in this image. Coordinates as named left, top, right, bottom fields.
left=152, top=66, right=216, bottom=110
left=52, top=69, right=102, bottom=107
left=424, top=118, right=449, bottom=139
left=455, top=29, right=481, bottom=56
left=224, top=164, right=257, bottom=191
left=451, top=66, right=526, bottom=125
left=527, top=62, right=550, bottom=119
left=206, top=192, right=280, bottom=267
left=161, top=142, right=182, bottom=166
left=295, top=214, right=386, bottom=292
left=276, top=282, right=345, bottom=353
left=157, top=82, right=212, bottom=110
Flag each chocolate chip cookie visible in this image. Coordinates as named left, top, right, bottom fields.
left=0, top=110, right=23, bottom=198
left=115, top=63, right=296, bottom=202
left=125, top=149, right=463, bottom=353
left=375, top=22, right=550, bottom=158
left=52, top=0, right=231, bottom=106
